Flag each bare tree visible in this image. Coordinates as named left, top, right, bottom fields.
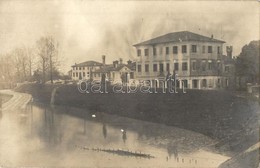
left=25, top=47, right=36, bottom=79
left=36, top=36, right=59, bottom=83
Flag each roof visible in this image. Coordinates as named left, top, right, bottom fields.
left=72, top=61, right=103, bottom=67
left=133, top=31, right=225, bottom=46
left=126, top=62, right=136, bottom=71
left=222, top=55, right=235, bottom=64
left=93, top=63, right=135, bottom=73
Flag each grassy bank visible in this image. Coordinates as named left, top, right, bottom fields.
left=15, top=83, right=259, bottom=155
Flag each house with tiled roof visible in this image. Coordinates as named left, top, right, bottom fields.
left=133, top=31, right=232, bottom=89
left=92, top=59, right=136, bottom=84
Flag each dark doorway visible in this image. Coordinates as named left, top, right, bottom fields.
left=192, top=80, right=198, bottom=89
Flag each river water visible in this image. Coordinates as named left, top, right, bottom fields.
left=0, top=102, right=229, bottom=167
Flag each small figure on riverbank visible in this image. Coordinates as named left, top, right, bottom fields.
left=121, top=129, right=127, bottom=143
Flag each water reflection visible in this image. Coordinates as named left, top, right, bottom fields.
left=103, top=123, right=107, bottom=139
left=167, top=144, right=178, bottom=159
left=0, top=102, right=229, bottom=167
left=121, top=129, right=127, bottom=143
left=83, top=118, right=86, bottom=135
left=0, top=109, right=2, bottom=120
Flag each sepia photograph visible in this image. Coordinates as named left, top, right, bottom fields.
left=0, top=0, right=259, bottom=167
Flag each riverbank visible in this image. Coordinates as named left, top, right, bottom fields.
left=0, top=89, right=32, bottom=111
left=15, top=83, right=259, bottom=156
left=0, top=92, right=13, bottom=104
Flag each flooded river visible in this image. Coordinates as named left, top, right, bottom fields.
left=0, top=100, right=229, bottom=167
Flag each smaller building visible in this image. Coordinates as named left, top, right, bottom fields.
left=71, top=61, right=103, bottom=81
left=70, top=56, right=136, bottom=84
left=92, top=60, right=136, bottom=85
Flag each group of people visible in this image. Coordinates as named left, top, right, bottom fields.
left=165, top=70, right=177, bottom=89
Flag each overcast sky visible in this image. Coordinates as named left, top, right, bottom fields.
left=0, top=0, right=259, bottom=72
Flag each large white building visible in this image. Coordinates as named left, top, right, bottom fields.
left=71, top=61, right=103, bottom=81
left=133, top=31, right=232, bottom=89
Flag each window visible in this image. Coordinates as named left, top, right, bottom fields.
left=153, top=64, right=158, bottom=72
left=76, top=72, right=78, bottom=77
left=153, top=47, right=156, bottom=56
left=202, top=61, right=206, bottom=71
left=137, top=49, right=141, bottom=56
left=83, top=67, right=85, bottom=70
left=73, top=73, right=75, bottom=77
left=144, top=49, right=149, bottom=56
left=192, top=80, right=198, bottom=88
left=137, top=65, right=142, bottom=72
left=192, top=61, right=196, bottom=70
left=166, top=63, right=170, bottom=72
left=159, top=63, right=164, bottom=72
left=202, top=79, right=207, bottom=88
left=173, top=46, right=178, bottom=54
left=202, top=46, right=206, bottom=53
left=182, top=45, right=187, bottom=53
left=166, top=47, right=169, bottom=55
left=217, top=61, right=221, bottom=68
left=217, top=46, right=221, bottom=54
left=130, top=72, right=134, bottom=79
left=192, top=45, right=197, bottom=53
left=145, top=64, right=149, bottom=72
left=208, top=62, right=212, bottom=70
left=174, top=63, right=179, bottom=71
left=225, top=66, right=229, bottom=72
left=208, top=46, right=212, bottom=53
left=83, top=72, right=85, bottom=77
left=79, top=67, right=81, bottom=70
left=182, top=62, right=188, bottom=71
left=76, top=67, right=78, bottom=70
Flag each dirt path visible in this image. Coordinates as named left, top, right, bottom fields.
left=0, top=90, right=32, bottom=111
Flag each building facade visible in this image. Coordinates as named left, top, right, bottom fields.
left=92, top=60, right=136, bottom=84
left=133, top=31, right=231, bottom=89
left=71, top=61, right=103, bottom=81
left=71, top=56, right=136, bottom=84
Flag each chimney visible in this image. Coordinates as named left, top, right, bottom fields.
left=113, top=61, right=119, bottom=68
left=211, top=34, right=214, bottom=39
left=102, top=55, right=106, bottom=65
left=119, top=58, right=123, bottom=64
left=226, top=46, right=233, bottom=59
left=127, top=60, right=132, bottom=65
